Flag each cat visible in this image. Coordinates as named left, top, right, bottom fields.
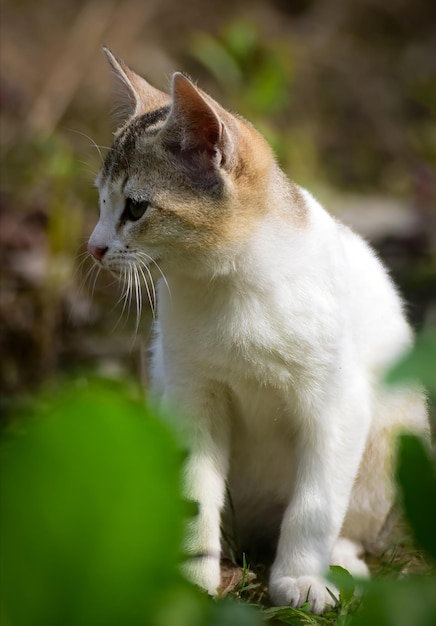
left=88, top=47, right=429, bottom=614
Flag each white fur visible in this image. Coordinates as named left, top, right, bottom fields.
left=147, top=186, right=427, bottom=611
left=91, top=141, right=428, bottom=614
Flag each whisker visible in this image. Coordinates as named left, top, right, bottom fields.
left=77, top=266, right=92, bottom=296
left=137, top=259, right=156, bottom=318
left=74, top=238, right=92, bottom=256
left=90, top=264, right=102, bottom=300
left=78, top=262, right=99, bottom=297
left=128, top=264, right=134, bottom=320
left=80, top=250, right=165, bottom=339
left=111, top=284, right=126, bottom=313
left=78, top=164, right=100, bottom=181
left=74, top=253, right=93, bottom=282
left=136, top=251, right=171, bottom=301
left=105, top=275, right=123, bottom=290
left=75, top=249, right=90, bottom=261
left=67, top=128, right=112, bottom=164
left=75, top=243, right=89, bottom=256
left=121, top=266, right=132, bottom=319
left=133, top=264, right=142, bottom=335
left=112, top=267, right=130, bottom=331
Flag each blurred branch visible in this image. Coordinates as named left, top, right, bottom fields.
left=26, top=0, right=117, bottom=136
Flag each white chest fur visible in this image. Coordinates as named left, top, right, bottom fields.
left=149, top=191, right=426, bottom=613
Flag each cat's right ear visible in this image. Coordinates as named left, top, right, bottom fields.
left=103, top=47, right=170, bottom=119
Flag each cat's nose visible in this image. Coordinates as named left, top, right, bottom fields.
left=88, top=243, right=108, bottom=261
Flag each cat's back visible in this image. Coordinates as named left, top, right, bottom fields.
left=336, top=221, right=412, bottom=371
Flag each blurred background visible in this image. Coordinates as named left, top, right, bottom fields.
left=1, top=0, right=435, bottom=413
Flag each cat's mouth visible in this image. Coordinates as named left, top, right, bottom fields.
left=102, top=256, right=165, bottom=323
left=103, top=254, right=162, bottom=273
left=107, top=256, right=164, bottom=284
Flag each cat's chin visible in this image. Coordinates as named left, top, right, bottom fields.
left=106, top=266, right=123, bottom=278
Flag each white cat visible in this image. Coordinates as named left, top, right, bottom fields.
left=88, top=48, right=429, bottom=613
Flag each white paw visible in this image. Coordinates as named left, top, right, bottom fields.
left=335, top=555, right=369, bottom=578
left=332, top=538, right=370, bottom=578
left=182, top=556, right=221, bottom=596
left=269, top=575, right=336, bottom=614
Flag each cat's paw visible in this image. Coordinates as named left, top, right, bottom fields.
left=182, top=556, right=221, bottom=596
left=269, top=575, right=336, bottom=615
left=332, top=538, right=370, bottom=578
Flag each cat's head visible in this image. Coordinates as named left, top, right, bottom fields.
left=88, top=48, right=276, bottom=278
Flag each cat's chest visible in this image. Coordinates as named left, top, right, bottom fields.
left=159, top=282, right=318, bottom=387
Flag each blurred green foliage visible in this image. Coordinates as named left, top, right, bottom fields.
left=1, top=380, right=183, bottom=626
left=0, top=379, right=262, bottom=626
left=189, top=21, right=320, bottom=187
left=1, top=348, right=436, bottom=625
left=190, top=21, right=292, bottom=117
left=386, top=330, right=436, bottom=399
left=187, top=10, right=436, bottom=205
left=0, top=135, right=92, bottom=397
left=396, top=435, right=436, bottom=562
left=350, top=435, right=436, bottom=626
left=351, top=576, right=436, bottom=626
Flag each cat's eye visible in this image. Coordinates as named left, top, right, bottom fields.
left=123, top=197, right=150, bottom=222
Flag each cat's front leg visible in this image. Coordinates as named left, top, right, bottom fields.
left=172, top=386, right=230, bottom=596
left=269, top=385, right=371, bottom=613
left=182, top=436, right=228, bottom=595
left=151, top=334, right=229, bottom=594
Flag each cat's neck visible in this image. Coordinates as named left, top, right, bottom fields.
left=160, top=165, right=312, bottom=284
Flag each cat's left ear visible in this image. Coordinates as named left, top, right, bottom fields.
left=165, top=73, right=236, bottom=170
left=103, top=47, right=170, bottom=119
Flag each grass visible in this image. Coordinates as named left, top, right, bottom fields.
left=214, top=534, right=434, bottom=625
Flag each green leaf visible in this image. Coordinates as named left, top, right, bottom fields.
left=352, top=577, right=436, bottom=626
left=386, top=331, right=436, bottom=397
left=329, top=566, right=355, bottom=605
left=0, top=379, right=265, bottom=626
left=222, top=21, right=258, bottom=65
left=396, top=434, right=436, bottom=560
left=246, top=58, right=289, bottom=114
left=262, top=605, right=331, bottom=625
left=209, top=598, right=263, bottom=626
left=335, top=616, right=353, bottom=626
left=0, top=380, right=186, bottom=626
left=189, top=32, right=242, bottom=90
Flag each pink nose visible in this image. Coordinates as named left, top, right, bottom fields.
left=88, top=243, right=108, bottom=261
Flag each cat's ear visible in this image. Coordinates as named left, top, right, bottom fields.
left=103, top=47, right=169, bottom=119
left=165, top=73, right=236, bottom=169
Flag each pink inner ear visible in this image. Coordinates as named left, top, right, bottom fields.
left=171, top=74, right=223, bottom=151
left=194, top=111, right=222, bottom=151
